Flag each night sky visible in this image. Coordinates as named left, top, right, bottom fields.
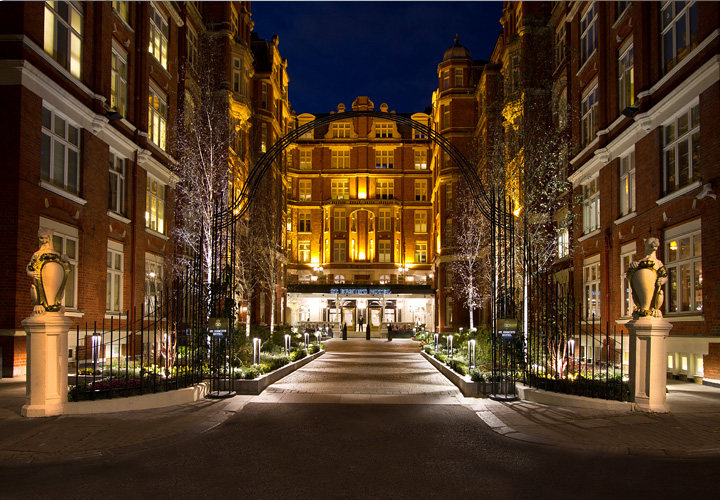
left=251, top=1, right=504, bottom=114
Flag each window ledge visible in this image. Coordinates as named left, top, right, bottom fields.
left=614, top=211, right=637, bottom=225
left=615, top=318, right=631, bottom=325
left=664, top=314, right=705, bottom=322
left=64, top=310, right=84, bottom=318
left=39, top=181, right=87, bottom=206
left=107, top=211, right=131, bottom=224
left=105, top=313, right=127, bottom=320
left=145, top=228, right=169, bottom=240
left=577, top=229, right=601, bottom=243
left=656, top=181, right=701, bottom=206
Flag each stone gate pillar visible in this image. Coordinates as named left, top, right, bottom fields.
left=628, top=317, right=672, bottom=413
left=21, top=312, right=72, bottom=417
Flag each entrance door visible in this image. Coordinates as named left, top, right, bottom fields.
left=343, top=308, right=355, bottom=329
left=370, top=308, right=381, bottom=332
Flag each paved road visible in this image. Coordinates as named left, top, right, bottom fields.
left=1, top=339, right=719, bottom=498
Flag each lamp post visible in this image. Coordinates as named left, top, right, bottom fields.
left=469, top=339, right=476, bottom=369
left=569, top=338, right=576, bottom=372
left=284, top=334, right=291, bottom=356
left=252, top=337, right=261, bottom=366
left=448, top=334, right=454, bottom=359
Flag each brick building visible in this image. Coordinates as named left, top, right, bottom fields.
left=0, top=1, right=287, bottom=377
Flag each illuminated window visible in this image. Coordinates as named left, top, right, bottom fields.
left=415, top=180, right=427, bottom=201
left=148, top=84, right=167, bottom=150
left=333, top=208, right=346, bottom=231
left=663, top=103, right=700, bottom=194
left=298, top=179, right=311, bottom=201
left=107, top=241, right=124, bottom=313
left=445, top=296, right=453, bottom=325
left=618, top=43, right=634, bottom=112
left=375, top=150, right=394, bottom=169
left=665, top=223, right=702, bottom=314
left=331, top=150, right=350, bottom=168
left=620, top=244, right=636, bottom=317
left=442, top=70, right=450, bottom=90
left=108, top=152, right=126, bottom=215
left=187, top=25, right=198, bottom=70
left=661, top=1, right=698, bottom=74
left=442, top=106, right=450, bottom=128
left=619, top=151, right=635, bottom=216
left=375, top=123, right=392, bottom=138
left=443, top=152, right=451, bottom=169
left=111, top=45, right=127, bottom=117
left=454, top=68, right=463, bottom=87
left=260, top=123, right=268, bottom=153
left=40, top=105, right=80, bottom=195
left=414, top=150, right=427, bottom=169
left=580, top=2, right=597, bottom=65
left=582, top=177, right=600, bottom=234
left=332, top=123, right=350, bottom=138
left=580, top=83, right=598, bottom=147
left=333, top=240, right=346, bottom=263
left=149, top=3, right=169, bottom=69
left=414, top=211, right=427, bottom=233
left=112, top=1, right=129, bottom=23
left=378, top=240, right=391, bottom=263
left=583, top=259, right=600, bottom=319
left=298, top=211, right=311, bottom=232
left=378, top=209, right=391, bottom=232
left=298, top=241, right=310, bottom=263
left=376, top=180, right=393, bottom=199
left=331, top=179, right=349, bottom=200
left=415, top=241, right=427, bottom=263
left=445, top=182, right=453, bottom=210
left=145, top=175, right=165, bottom=234
left=144, top=253, right=163, bottom=314
left=44, top=1, right=83, bottom=79
left=557, top=227, right=570, bottom=259
left=299, top=150, right=312, bottom=169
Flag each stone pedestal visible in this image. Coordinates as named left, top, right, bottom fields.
left=628, top=317, right=672, bottom=413
left=21, top=312, right=72, bottom=417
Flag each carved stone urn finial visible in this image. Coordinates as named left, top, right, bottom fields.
left=626, top=237, right=668, bottom=319
left=27, top=228, right=70, bottom=314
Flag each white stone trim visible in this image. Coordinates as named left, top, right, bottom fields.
left=664, top=218, right=701, bottom=241
left=137, top=149, right=177, bottom=186
left=107, top=238, right=124, bottom=253
left=665, top=315, right=705, bottom=323
left=656, top=181, right=702, bottom=206
left=107, top=210, right=131, bottom=225
left=583, top=253, right=600, bottom=266
left=39, top=181, right=88, bottom=206
left=39, top=216, right=79, bottom=238
left=145, top=227, right=169, bottom=241
left=614, top=211, right=637, bottom=225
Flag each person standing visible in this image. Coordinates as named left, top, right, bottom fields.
left=342, top=322, right=347, bottom=341
left=358, top=315, right=364, bottom=334
left=366, top=322, right=371, bottom=340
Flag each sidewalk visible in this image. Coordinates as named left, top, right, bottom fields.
left=466, top=379, right=720, bottom=457
left=0, top=377, right=251, bottom=465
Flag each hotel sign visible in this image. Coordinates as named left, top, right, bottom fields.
left=329, top=287, right=393, bottom=295
left=208, top=317, right=230, bottom=337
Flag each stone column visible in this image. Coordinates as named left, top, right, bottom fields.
left=21, top=312, right=72, bottom=417
left=628, top=317, right=672, bottom=413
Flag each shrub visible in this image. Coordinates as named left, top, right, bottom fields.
left=308, top=344, right=321, bottom=354
left=267, top=356, right=289, bottom=371
left=470, top=369, right=491, bottom=383
left=434, top=352, right=447, bottom=363
left=423, top=345, right=433, bottom=354
left=243, top=366, right=260, bottom=380
left=447, top=358, right=468, bottom=376
left=289, top=349, right=307, bottom=362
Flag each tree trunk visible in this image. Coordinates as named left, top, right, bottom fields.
left=245, top=290, right=252, bottom=337
left=270, top=286, right=276, bottom=336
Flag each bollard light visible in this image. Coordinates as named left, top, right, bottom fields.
left=252, top=337, right=261, bottom=366
left=304, top=332, right=310, bottom=347
left=448, top=334, right=454, bottom=359
left=434, top=333, right=439, bottom=351
left=284, top=334, right=291, bottom=356
left=315, top=332, right=321, bottom=345
left=469, top=339, right=476, bottom=369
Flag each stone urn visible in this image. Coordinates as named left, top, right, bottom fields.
left=38, top=255, right=69, bottom=312
left=626, top=238, right=668, bottom=319
left=630, top=264, right=656, bottom=312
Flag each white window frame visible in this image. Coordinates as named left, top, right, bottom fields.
left=454, top=68, right=464, bottom=87
left=331, top=149, right=350, bottom=168
left=298, top=211, right=311, bottom=233
left=298, top=241, right=310, bottom=263
left=39, top=217, right=78, bottom=311
left=333, top=208, right=346, bottom=232
left=557, top=227, right=570, bottom=259
left=415, top=179, right=427, bottom=201
left=663, top=102, right=700, bottom=194
left=414, top=150, right=427, bottom=169
left=112, top=1, right=129, bottom=23
left=333, top=240, right=346, bottom=263
left=299, top=150, right=312, bottom=170
left=378, top=240, right=391, bottom=263
left=148, top=83, right=167, bottom=150
left=331, top=179, right=349, bottom=200
left=107, top=240, right=124, bottom=313
left=375, top=149, right=394, bottom=169
left=144, top=252, right=163, bottom=315
left=41, top=104, right=81, bottom=196
left=187, top=24, right=198, bottom=70
left=665, top=219, right=702, bottom=314
left=298, top=179, right=312, bottom=201
left=618, top=42, right=634, bottom=112
left=108, top=150, right=126, bottom=215
left=620, top=243, right=636, bottom=317
left=376, top=180, right=393, bottom=200
left=619, top=149, right=636, bottom=216
left=149, top=3, right=169, bottom=69
left=583, top=256, right=601, bottom=320
left=581, top=82, right=599, bottom=148
left=555, top=22, right=566, bottom=68
left=414, top=211, right=427, bottom=234
left=378, top=209, right=391, bottom=232
left=145, top=174, right=166, bottom=234
left=582, top=176, right=600, bottom=234
left=414, top=241, right=428, bottom=264
left=580, top=2, right=598, bottom=65
left=111, top=42, right=128, bottom=117
left=661, top=1, right=699, bottom=74
left=332, top=123, right=350, bottom=138
left=44, top=0, right=83, bottom=79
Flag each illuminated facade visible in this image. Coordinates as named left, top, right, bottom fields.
left=285, top=97, right=435, bottom=334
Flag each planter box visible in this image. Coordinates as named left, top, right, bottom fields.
left=515, top=383, right=636, bottom=411
left=213, top=350, right=324, bottom=395
left=421, top=351, right=515, bottom=397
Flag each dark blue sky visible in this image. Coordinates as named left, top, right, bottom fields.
left=251, top=1, right=503, bottom=114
